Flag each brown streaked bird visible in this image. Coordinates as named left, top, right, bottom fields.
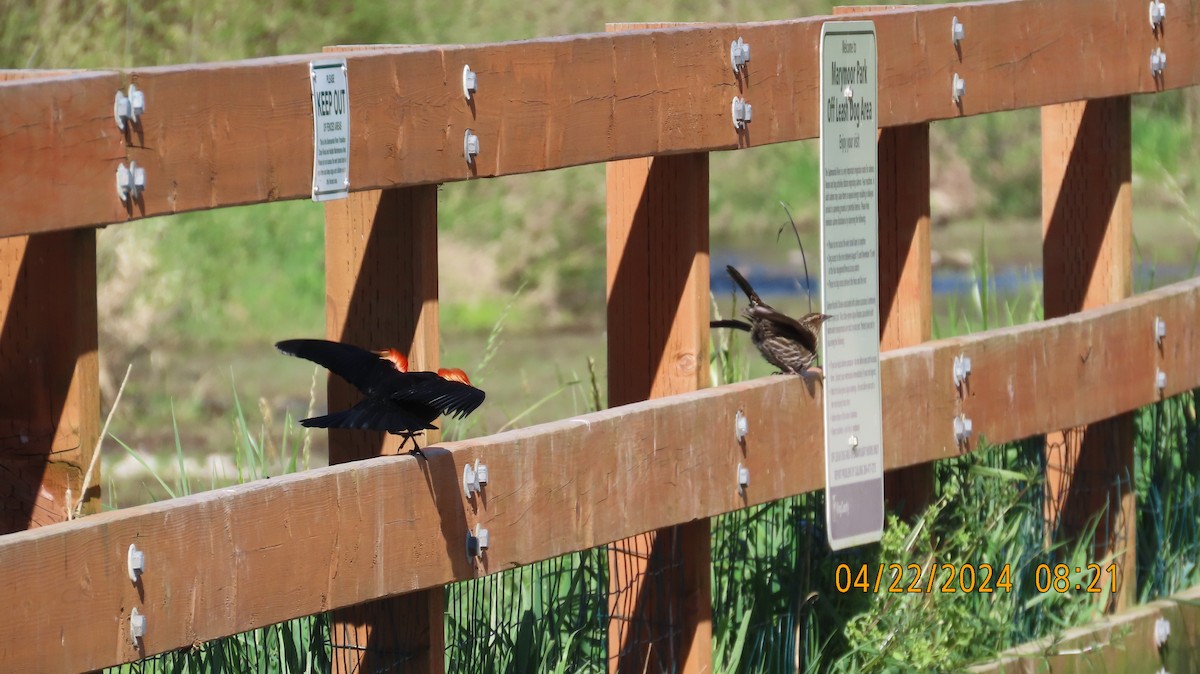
left=710, top=265, right=832, bottom=376
left=275, top=339, right=485, bottom=457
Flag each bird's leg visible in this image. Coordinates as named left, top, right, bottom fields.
left=396, top=431, right=426, bottom=459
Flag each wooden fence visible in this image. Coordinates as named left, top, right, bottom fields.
left=0, top=0, right=1197, bottom=671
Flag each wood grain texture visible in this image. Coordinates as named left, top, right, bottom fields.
left=877, top=123, right=934, bottom=518
left=0, top=72, right=126, bottom=237
left=969, top=584, right=1200, bottom=673
left=0, top=276, right=1195, bottom=671
left=0, top=231, right=100, bottom=533
left=2, top=0, right=1198, bottom=235
left=323, top=183, right=443, bottom=673
left=1042, top=96, right=1135, bottom=611
left=605, top=66, right=712, bottom=671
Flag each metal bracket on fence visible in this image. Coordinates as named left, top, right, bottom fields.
left=952, top=73, right=966, bottom=103
left=730, top=37, right=750, bottom=73
left=127, top=543, right=145, bottom=584
left=1150, top=48, right=1167, bottom=76
left=734, top=410, right=748, bottom=443
left=951, top=16, right=965, bottom=45
left=462, top=65, right=477, bottom=100
left=116, top=162, right=146, bottom=202
left=737, top=463, right=749, bottom=493
left=114, top=84, right=145, bottom=130
left=1154, top=316, right=1166, bottom=345
left=954, top=414, right=973, bottom=446
left=1156, top=369, right=1167, bottom=393
left=952, top=353, right=972, bottom=389
left=1154, top=616, right=1171, bottom=648
left=467, top=523, right=489, bottom=559
left=463, top=459, right=488, bottom=498
left=129, top=607, right=146, bottom=645
left=464, top=129, right=480, bottom=164
left=1149, top=0, right=1166, bottom=29
left=732, top=96, right=752, bottom=129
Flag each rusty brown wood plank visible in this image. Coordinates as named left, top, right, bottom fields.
left=969, top=585, right=1200, bottom=673
left=1042, top=96, right=1135, bottom=611
left=1, top=0, right=1197, bottom=236
left=0, top=231, right=100, bottom=533
left=0, top=276, right=1197, bottom=672
left=0, top=72, right=126, bottom=236
left=323, top=183, right=444, bottom=673
left=604, top=34, right=712, bottom=666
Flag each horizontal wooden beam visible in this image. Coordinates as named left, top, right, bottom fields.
left=969, top=584, right=1200, bottom=673
left=0, top=276, right=1196, bottom=671
left=1, top=0, right=1196, bottom=237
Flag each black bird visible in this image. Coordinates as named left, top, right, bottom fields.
left=276, top=339, right=486, bottom=456
left=711, top=265, right=832, bottom=376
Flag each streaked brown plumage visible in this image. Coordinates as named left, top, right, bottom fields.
left=711, top=265, right=832, bottom=375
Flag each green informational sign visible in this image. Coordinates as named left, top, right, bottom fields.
left=819, top=21, right=884, bottom=551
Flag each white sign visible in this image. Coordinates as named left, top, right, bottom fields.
left=819, top=21, right=884, bottom=551
left=310, top=59, right=350, bottom=202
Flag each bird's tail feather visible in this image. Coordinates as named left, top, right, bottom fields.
left=725, top=265, right=763, bottom=306
left=710, top=319, right=752, bottom=331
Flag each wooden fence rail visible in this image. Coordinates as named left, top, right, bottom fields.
left=0, top=0, right=1197, bottom=237
left=0, top=275, right=1197, bottom=672
left=1, top=0, right=1197, bottom=671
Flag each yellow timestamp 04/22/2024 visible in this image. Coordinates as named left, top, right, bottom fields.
left=833, top=562, right=1120, bottom=594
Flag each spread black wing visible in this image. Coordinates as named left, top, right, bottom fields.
left=392, top=376, right=486, bottom=419
left=300, top=397, right=439, bottom=433
left=275, top=339, right=402, bottom=397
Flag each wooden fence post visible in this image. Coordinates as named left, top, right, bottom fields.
left=324, top=185, right=444, bottom=673
left=606, top=146, right=711, bottom=672
left=1042, top=96, right=1135, bottom=611
left=877, top=124, right=934, bottom=517
left=0, top=231, right=100, bottom=533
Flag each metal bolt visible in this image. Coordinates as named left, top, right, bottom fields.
left=463, top=461, right=485, bottom=497
left=467, top=523, right=490, bottom=559
left=951, top=16, right=965, bottom=44
left=1151, top=48, right=1167, bottom=76
left=730, top=37, right=751, bottom=72
left=114, top=84, right=145, bottom=130
left=127, top=543, right=145, bottom=583
left=737, top=463, right=749, bottom=491
left=116, top=161, right=146, bottom=202
left=1155, top=316, right=1167, bottom=345
left=953, top=353, right=972, bottom=387
left=732, top=96, right=752, bottom=129
left=463, top=129, right=479, bottom=164
left=734, top=410, right=748, bottom=443
left=848, top=435, right=859, bottom=451
left=1157, top=369, right=1167, bottom=392
left=462, top=65, right=477, bottom=100
left=843, top=85, right=854, bottom=99
left=1154, top=616, right=1171, bottom=647
left=953, top=414, right=973, bottom=444
left=1149, top=0, right=1166, bottom=29
left=129, top=607, right=146, bottom=644
left=952, top=73, right=966, bottom=103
